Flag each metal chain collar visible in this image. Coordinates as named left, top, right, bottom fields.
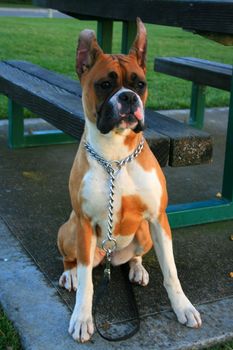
left=84, top=137, right=145, bottom=279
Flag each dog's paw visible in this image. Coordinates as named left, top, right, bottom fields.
left=129, top=259, right=149, bottom=286
left=173, top=296, right=202, bottom=328
left=69, top=308, right=94, bottom=343
left=59, top=267, right=77, bottom=292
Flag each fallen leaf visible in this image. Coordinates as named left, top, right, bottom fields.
left=22, top=171, right=43, bottom=182
left=100, top=322, right=111, bottom=331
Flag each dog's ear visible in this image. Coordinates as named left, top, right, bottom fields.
left=76, top=29, right=103, bottom=79
left=129, top=18, right=147, bottom=72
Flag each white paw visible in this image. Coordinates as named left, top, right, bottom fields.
left=59, top=267, right=77, bottom=291
left=68, top=307, right=94, bottom=343
left=129, top=261, right=149, bottom=286
left=173, top=295, right=202, bottom=328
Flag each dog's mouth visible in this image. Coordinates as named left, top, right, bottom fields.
left=117, top=114, right=139, bottom=130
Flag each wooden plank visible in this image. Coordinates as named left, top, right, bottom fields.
left=145, top=109, right=213, bottom=167
left=154, top=57, right=232, bottom=91
left=33, top=0, right=233, bottom=35
left=144, top=128, right=170, bottom=167
left=5, top=60, right=82, bottom=96
left=0, top=62, right=85, bottom=141
left=0, top=61, right=170, bottom=166
left=0, top=61, right=212, bottom=167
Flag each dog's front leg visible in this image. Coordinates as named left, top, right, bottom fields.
left=149, top=213, right=202, bottom=328
left=69, top=217, right=96, bottom=343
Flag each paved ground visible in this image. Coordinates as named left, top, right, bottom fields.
left=0, top=7, right=71, bottom=18
left=0, top=107, right=233, bottom=349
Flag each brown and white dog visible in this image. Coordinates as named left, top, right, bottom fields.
left=57, top=18, right=202, bottom=343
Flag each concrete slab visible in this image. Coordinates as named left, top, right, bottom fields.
left=1, top=218, right=233, bottom=350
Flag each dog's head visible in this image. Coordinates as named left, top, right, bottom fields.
left=76, top=18, right=147, bottom=135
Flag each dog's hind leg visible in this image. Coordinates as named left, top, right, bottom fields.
left=128, top=256, right=149, bottom=286
left=58, top=211, right=105, bottom=292
left=57, top=211, right=78, bottom=291
left=111, top=220, right=152, bottom=286
left=128, top=220, right=151, bottom=286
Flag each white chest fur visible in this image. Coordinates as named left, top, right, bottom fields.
left=81, top=154, right=162, bottom=249
left=80, top=120, right=162, bottom=250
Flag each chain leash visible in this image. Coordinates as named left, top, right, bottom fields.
left=84, top=137, right=145, bottom=279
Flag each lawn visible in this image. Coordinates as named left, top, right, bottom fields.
left=0, top=2, right=36, bottom=7
left=0, top=306, right=22, bottom=350
left=0, top=17, right=232, bottom=119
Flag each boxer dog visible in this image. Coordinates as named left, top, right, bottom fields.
left=57, top=18, right=202, bottom=343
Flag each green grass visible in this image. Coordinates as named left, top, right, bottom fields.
left=0, top=306, right=22, bottom=350
left=209, top=342, right=233, bottom=350
left=0, top=0, right=33, bottom=7
left=0, top=17, right=232, bottom=119
left=0, top=3, right=36, bottom=7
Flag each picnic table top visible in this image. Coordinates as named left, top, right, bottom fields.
left=34, top=0, right=233, bottom=37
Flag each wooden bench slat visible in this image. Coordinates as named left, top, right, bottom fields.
left=154, top=57, right=232, bottom=91
left=0, top=61, right=171, bottom=166
left=0, top=60, right=213, bottom=167
left=0, top=62, right=85, bottom=139
left=177, top=58, right=231, bottom=74
left=146, top=109, right=212, bottom=166
left=5, top=60, right=81, bottom=96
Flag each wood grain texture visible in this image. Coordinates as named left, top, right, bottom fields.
left=0, top=61, right=213, bottom=167
left=155, top=57, right=232, bottom=91
left=34, top=0, right=233, bottom=34
left=145, top=109, right=213, bottom=166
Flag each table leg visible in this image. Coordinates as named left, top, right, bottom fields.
left=8, top=99, right=24, bottom=148
left=7, top=99, right=75, bottom=149
left=121, top=21, right=137, bottom=54
left=189, top=83, right=206, bottom=129
left=222, top=69, right=233, bottom=202
left=97, top=19, right=113, bottom=53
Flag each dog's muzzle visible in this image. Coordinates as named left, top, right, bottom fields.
left=97, top=88, right=145, bottom=134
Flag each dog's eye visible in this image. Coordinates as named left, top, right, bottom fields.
left=137, top=81, right=146, bottom=89
left=100, top=81, right=112, bottom=89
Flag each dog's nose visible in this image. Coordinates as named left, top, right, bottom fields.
left=118, top=91, right=138, bottom=104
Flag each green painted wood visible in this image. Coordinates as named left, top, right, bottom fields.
left=168, top=200, right=233, bottom=229
left=189, top=83, right=206, bottom=129
left=8, top=99, right=24, bottom=148
left=121, top=21, right=137, bottom=54
left=222, top=73, right=233, bottom=201
left=97, top=19, right=113, bottom=53
left=23, top=131, right=76, bottom=148
left=7, top=98, right=75, bottom=149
